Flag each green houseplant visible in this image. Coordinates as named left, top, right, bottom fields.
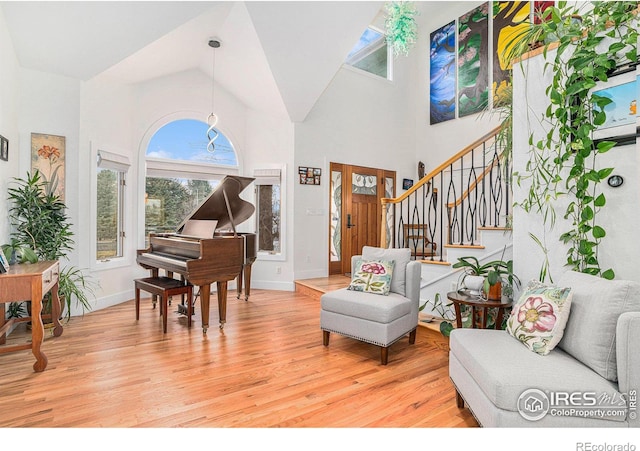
left=7, top=171, right=95, bottom=320
left=452, top=252, right=520, bottom=301
left=509, top=1, right=638, bottom=281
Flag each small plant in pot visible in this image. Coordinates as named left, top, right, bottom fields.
left=452, top=253, right=520, bottom=301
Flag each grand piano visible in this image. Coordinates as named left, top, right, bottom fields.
left=137, top=175, right=257, bottom=333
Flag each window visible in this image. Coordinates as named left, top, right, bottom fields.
left=144, top=119, right=239, bottom=243
left=254, top=168, right=283, bottom=256
left=345, top=26, right=391, bottom=79
left=96, top=150, right=129, bottom=261
left=145, top=178, right=217, bottom=238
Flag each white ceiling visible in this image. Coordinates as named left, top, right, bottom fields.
left=1, top=1, right=383, bottom=122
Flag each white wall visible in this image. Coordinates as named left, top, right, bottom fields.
left=0, top=6, right=20, bottom=244
left=513, top=49, right=640, bottom=286
left=293, top=51, right=417, bottom=279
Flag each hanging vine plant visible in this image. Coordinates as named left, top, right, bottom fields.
left=384, top=1, right=419, bottom=57
left=514, top=1, right=638, bottom=280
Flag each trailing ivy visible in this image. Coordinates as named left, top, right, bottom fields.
left=515, top=1, right=637, bottom=280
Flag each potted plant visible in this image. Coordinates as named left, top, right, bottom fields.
left=452, top=251, right=520, bottom=301
left=1, top=238, right=38, bottom=265
left=7, top=171, right=95, bottom=320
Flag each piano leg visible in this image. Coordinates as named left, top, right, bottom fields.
left=217, top=281, right=228, bottom=329
left=236, top=268, right=243, bottom=300
left=200, top=283, right=210, bottom=334
left=242, top=263, right=253, bottom=302
left=236, top=262, right=254, bottom=301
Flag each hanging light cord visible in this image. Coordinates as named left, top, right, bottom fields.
left=207, top=39, right=220, bottom=153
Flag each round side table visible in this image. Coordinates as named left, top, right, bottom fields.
left=446, top=290, right=512, bottom=330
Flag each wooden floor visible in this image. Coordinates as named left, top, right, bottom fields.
left=0, top=280, right=478, bottom=428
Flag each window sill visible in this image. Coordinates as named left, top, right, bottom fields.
left=257, top=251, right=285, bottom=262
left=93, top=257, right=132, bottom=272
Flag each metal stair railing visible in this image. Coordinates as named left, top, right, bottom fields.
left=380, top=125, right=511, bottom=261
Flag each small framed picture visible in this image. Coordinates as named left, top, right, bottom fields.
left=0, top=135, right=8, bottom=162
left=403, top=178, right=414, bottom=190
left=0, top=247, right=9, bottom=273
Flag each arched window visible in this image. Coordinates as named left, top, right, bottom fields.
left=144, top=119, right=239, bottom=239
left=146, top=119, right=237, bottom=166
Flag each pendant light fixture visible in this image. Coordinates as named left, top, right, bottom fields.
left=207, top=38, right=221, bottom=153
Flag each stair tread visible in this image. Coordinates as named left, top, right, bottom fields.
left=444, top=244, right=485, bottom=249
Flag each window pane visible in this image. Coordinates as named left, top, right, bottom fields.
left=146, top=119, right=237, bottom=166
left=145, top=177, right=216, bottom=241
left=352, top=173, right=377, bottom=195
left=330, top=170, right=342, bottom=262
left=345, top=27, right=389, bottom=79
left=257, top=184, right=280, bottom=253
left=97, top=168, right=122, bottom=259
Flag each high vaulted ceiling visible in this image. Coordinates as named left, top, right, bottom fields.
left=1, top=1, right=383, bottom=122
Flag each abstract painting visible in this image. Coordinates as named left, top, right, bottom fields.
left=458, top=3, right=489, bottom=117
left=31, top=133, right=66, bottom=200
left=492, top=1, right=530, bottom=107
left=430, top=20, right=456, bottom=124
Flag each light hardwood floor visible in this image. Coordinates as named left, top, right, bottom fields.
left=0, top=286, right=477, bottom=428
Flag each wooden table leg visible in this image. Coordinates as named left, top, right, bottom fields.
left=0, top=303, right=5, bottom=345
left=30, top=291, right=48, bottom=372
left=454, top=302, right=463, bottom=329
left=50, top=283, right=63, bottom=337
left=480, top=306, right=488, bottom=329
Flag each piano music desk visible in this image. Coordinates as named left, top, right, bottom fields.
left=0, top=261, right=63, bottom=372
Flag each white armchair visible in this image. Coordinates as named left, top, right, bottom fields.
left=320, top=246, right=422, bottom=365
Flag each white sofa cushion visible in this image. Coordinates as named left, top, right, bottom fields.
left=450, top=328, right=624, bottom=421
left=362, top=246, right=411, bottom=296
left=557, top=271, right=640, bottom=382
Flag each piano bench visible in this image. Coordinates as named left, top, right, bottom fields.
left=134, top=277, right=193, bottom=333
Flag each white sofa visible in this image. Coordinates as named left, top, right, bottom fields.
left=449, top=270, right=640, bottom=427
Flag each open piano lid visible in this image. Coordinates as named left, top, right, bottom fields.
left=176, top=175, right=255, bottom=235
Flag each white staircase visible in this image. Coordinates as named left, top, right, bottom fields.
left=417, top=227, right=513, bottom=320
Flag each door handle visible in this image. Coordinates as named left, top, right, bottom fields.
left=347, top=214, right=355, bottom=228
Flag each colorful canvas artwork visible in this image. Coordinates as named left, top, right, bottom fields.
left=492, top=1, right=530, bottom=106
left=430, top=20, right=456, bottom=124
left=458, top=3, right=489, bottom=117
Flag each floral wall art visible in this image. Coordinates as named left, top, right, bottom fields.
left=31, top=133, right=65, bottom=200
left=458, top=2, right=489, bottom=117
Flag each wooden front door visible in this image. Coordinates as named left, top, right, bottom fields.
left=329, top=163, right=395, bottom=275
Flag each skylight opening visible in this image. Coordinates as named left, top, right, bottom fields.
left=345, top=26, right=391, bottom=80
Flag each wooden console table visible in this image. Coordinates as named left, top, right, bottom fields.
left=0, top=261, right=63, bottom=372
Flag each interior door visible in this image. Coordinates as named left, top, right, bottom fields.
left=329, top=163, right=395, bottom=275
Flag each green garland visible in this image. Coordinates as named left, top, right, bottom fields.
left=384, top=2, right=418, bottom=57
left=515, top=1, right=638, bottom=281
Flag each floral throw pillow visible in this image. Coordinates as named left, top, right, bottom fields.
left=347, top=259, right=395, bottom=296
left=506, top=283, right=573, bottom=356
